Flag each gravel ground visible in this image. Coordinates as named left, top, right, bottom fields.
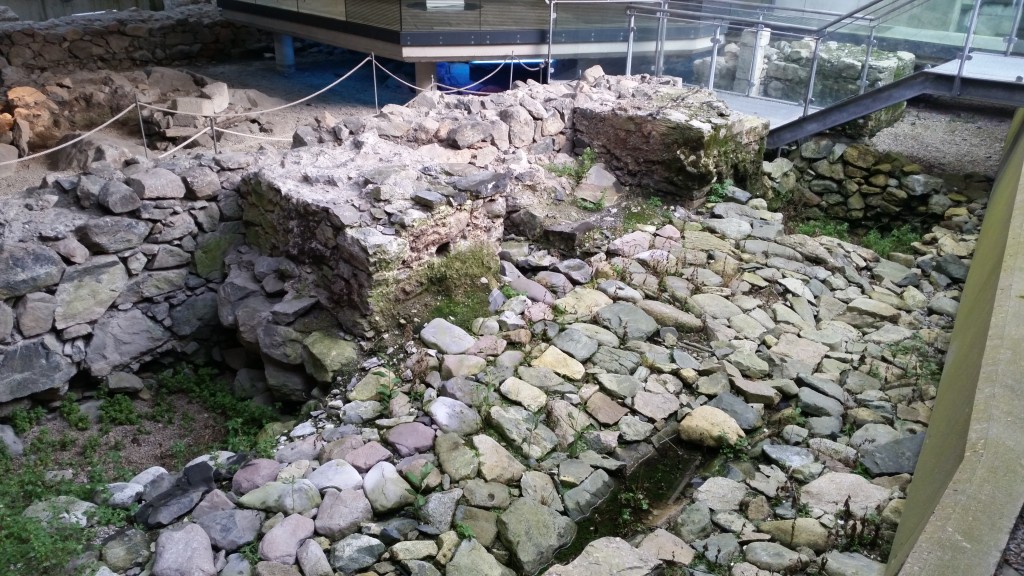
left=867, top=95, right=1014, bottom=178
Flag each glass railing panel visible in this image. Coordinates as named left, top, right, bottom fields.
left=622, top=11, right=668, bottom=77
left=345, top=0, right=401, bottom=29
left=970, top=0, right=1024, bottom=54
left=477, top=0, right=550, bottom=31
left=548, top=1, right=635, bottom=80
left=296, top=0, right=346, bottom=20
left=400, top=0, right=482, bottom=31
left=654, top=15, right=719, bottom=83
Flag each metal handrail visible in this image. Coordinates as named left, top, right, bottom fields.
left=549, top=0, right=1014, bottom=125
left=627, top=4, right=821, bottom=32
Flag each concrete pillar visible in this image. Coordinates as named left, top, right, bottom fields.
left=415, top=61, right=436, bottom=90
left=274, top=33, right=295, bottom=75
left=733, top=27, right=771, bottom=97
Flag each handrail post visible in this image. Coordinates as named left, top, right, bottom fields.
left=135, top=93, right=149, bottom=160
left=655, top=0, right=668, bottom=76
left=953, top=0, right=984, bottom=96
left=858, top=27, right=877, bottom=95
left=546, top=0, right=556, bottom=83
left=509, top=51, right=515, bottom=90
left=803, top=36, right=822, bottom=117
left=625, top=12, right=637, bottom=76
left=708, top=22, right=722, bottom=90
left=371, top=53, right=380, bottom=114
left=1006, top=0, right=1024, bottom=56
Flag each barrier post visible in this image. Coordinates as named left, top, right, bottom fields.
left=371, top=53, right=380, bottom=114
left=210, top=117, right=218, bottom=154
left=135, top=94, right=149, bottom=160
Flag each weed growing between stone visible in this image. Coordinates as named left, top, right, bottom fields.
left=796, top=218, right=851, bottom=241
left=575, top=193, right=606, bottom=212
left=153, top=367, right=280, bottom=456
left=545, top=147, right=598, bottom=189
left=706, top=179, right=734, bottom=203
left=794, top=217, right=923, bottom=259
left=0, top=435, right=132, bottom=575
left=622, top=196, right=671, bottom=231
left=420, top=243, right=500, bottom=330
left=0, top=365, right=289, bottom=574
left=860, top=224, right=922, bottom=258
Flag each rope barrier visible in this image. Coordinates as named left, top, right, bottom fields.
left=0, top=104, right=136, bottom=167
left=434, top=58, right=512, bottom=94
left=158, top=126, right=211, bottom=159
left=372, top=61, right=429, bottom=92
left=214, top=127, right=292, bottom=142
left=512, top=56, right=546, bottom=72
left=2, top=51, right=553, bottom=169
left=140, top=56, right=374, bottom=120
left=433, top=82, right=499, bottom=96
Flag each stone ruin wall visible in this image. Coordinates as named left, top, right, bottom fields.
left=0, top=3, right=267, bottom=72
left=0, top=69, right=771, bottom=413
left=0, top=65, right=983, bottom=418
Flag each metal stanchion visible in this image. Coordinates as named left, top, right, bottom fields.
left=210, top=117, right=218, bottom=154
left=135, top=94, right=149, bottom=160
left=954, top=0, right=984, bottom=96
left=858, top=28, right=877, bottom=95
left=803, top=37, right=822, bottom=117
left=546, top=1, right=556, bottom=84
left=708, top=23, right=722, bottom=90
left=626, top=12, right=636, bottom=76
left=1005, top=0, right=1024, bottom=56
left=371, top=53, right=380, bottom=114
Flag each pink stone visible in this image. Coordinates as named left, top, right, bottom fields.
left=232, top=459, right=282, bottom=496
left=385, top=422, right=436, bottom=457
left=467, top=335, right=507, bottom=357
left=343, top=441, right=393, bottom=473
left=259, top=513, right=314, bottom=564
left=585, top=392, right=629, bottom=425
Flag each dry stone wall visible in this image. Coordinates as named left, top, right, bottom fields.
left=0, top=4, right=266, bottom=72
left=763, top=136, right=991, bottom=226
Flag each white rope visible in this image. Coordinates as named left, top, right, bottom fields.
left=141, top=56, right=374, bottom=120
left=214, top=127, right=292, bottom=142
left=158, top=126, right=211, bottom=158
left=434, top=58, right=512, bottom=94
left=433, top=82, right=497, bottom=95
left=512, top=56, right=545, bottom=72
left=0, top=104, right=136, bottom=167
left=373, top=61, right=429, bottom=92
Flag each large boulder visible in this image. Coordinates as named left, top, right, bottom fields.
left=0, top=243, right=65, bottom=299
left=85, top=309, right=171, bottom=377
left=0, top=336, right=76, bottom=403
left=498, top=498, right=576, bottom=574
left=53, top=255, right=128, bottom=329
left=152, top=523, right=217, bottom=576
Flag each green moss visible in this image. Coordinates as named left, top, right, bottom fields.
left=194, top=231, right=244, bottom=280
